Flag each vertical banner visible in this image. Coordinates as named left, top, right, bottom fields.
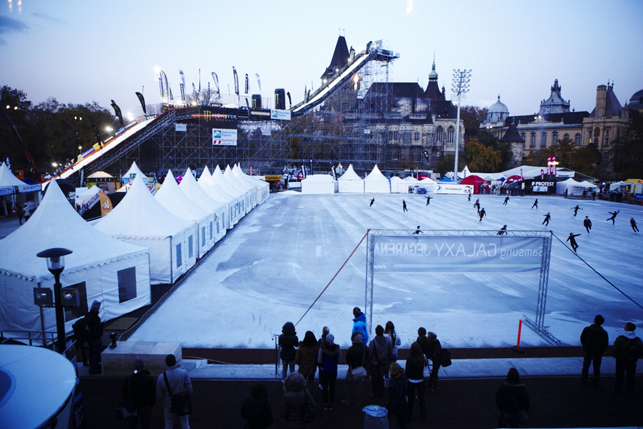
left=233, top=67, right=239, bottom=95
left=110, top=100, right=124, bottom=129
left=211, top=72, right=220, bottom=94
left=159, top=70, right=169, bottom=100
left=245, top=73, right=249, bottom=94
left=135, top=92, right=146, bottom=115
left=99, top=192, right=113, bottom=217
left=256, top=73, right=261, bottom=94
left=180, top=70, right=186, bottom=100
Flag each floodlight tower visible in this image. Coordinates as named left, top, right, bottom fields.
left=451, top=69, right=471, bottom=183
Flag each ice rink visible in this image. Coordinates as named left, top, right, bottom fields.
left=128, top=192, right=643, bottom=350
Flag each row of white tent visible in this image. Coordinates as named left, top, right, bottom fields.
left=0, top=163, right=269, bottom=338
left=301, top=164, right=437, bottom=194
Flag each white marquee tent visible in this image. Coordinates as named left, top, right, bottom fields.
left=232, top=164, right=270, bottom=204
left=179, top=168, right=227, bottom=242
left=95, top=175, right=196, bottom=285
left=0, top=162, right=42, bottom=196
left=364, top=165, right=390, bottom=193
left=338, top=164, right=364, bottom=193
left=301, top=174, right=337, bottom=194
left=121, top=161, right=148, bottom=182
left=198, top=167, right=239, bottom=229
left=224, top=165, right=256, bottom=212
left=0, top=180, right=151, bottom=335
left=556, top=178, right=591, bottom=196
left=214, top=165, right=251, bottom=216
left=155, top=170, right=215, bottom=259
left=390, top=176, right=404, bottom=193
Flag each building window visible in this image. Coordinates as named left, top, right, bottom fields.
left=541, top=132, right=547, bottom=147
left=604, top=129, right=610, bottom=147
left=563, top=133, right=569, bottom=140
left=388, top=131, right=393, bottom=141
left=447, top=126, right=455, bottom=144
left=552, top=131, right=558, bottom=145
left=520, top=132, right=526, bottom=148
left=201, top=226, right=206, bottom=246
left=188, top=235, right=194, bottom=259
left=117, top=267, right=137, bottom=304
left=414, top=131, right=420, bottom=141
left=588, top=129, right=593, bottom=144
left=176, top=243, right=182, bottom=268
left=602, top=152, right=609, bottom=168
left=436, top=126, right=444, bottom=143
left=530, top=132, right=536, bottom=148
left=63, top=282, right=87, bottom=321
left=209, top=221, right=213, bottom=239
left=574, top=133, right=581, bottom=146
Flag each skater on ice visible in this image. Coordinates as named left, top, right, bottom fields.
left=503, top=196, right=509, bottom=206
left=531, top=199, right=538, bottom=209
left=478, top=208, right=486, bottom=222
left=468, top=191, right=472, bottom=202
left=497, top=225, right=508, bottom=235
left=572, top=205, right=581, bottom=217
left=566, top=232, right=581, bottom=252
left=402, top=200, right=408, bottom=212
left=473, top=198, right=480, bottom=211
left=630, top=218, right=639, bottom=233
left=413, top=226, right=422, bottom=235
left=583, top=216, right=592, bottom=233
left=542, top=212, right=551, bottom=227
left=606, top=210, right=619, bottom=225
left=425, top=195, right=431, bottom=206
left=370, top=198, right=375, bottom=207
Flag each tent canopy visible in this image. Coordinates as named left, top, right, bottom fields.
left=364, top=165, right=390, bottom=193
left=121, top=161, right=148, bottom=181
left=0, top=162, right=41, bottom=194
left=338, top=164, right=364, bottom=193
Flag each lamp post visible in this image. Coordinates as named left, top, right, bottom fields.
left=451, top=69, right=472, bottom=183
left=37, top=247, right=73, bottom=353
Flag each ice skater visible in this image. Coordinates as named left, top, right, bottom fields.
left=572, top=205, right=581, bottom=217
left=425, top=195, right=431, bottom=206
left=497, top=225, right=507, bottom=235
left=402, top=200, right=408, bottom=212
left=369, top=198, right=375, bottom=207
left=478, top=208, right=486, bottom=222
left=531, top=199, right=538, bottom=209
left=583, top=216, right=592, bottom=233
left=631, top=218, right=639, bottom=233
left=606, top=210, right=619, bottom=225
left=503, top=196, right=509, bottom=205
left=542, top=212, right=551, bottom=227
left=413, top=226, right=422, bottom=235
left=473, top=198, right=480, bottom=211
left=566, top=232, right=581, bottom=252
left=467, top=191, right=472, bottom=202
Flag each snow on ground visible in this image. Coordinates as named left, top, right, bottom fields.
left=128, top=192, right=643, bottom=350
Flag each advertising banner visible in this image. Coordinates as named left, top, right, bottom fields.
left=271, top=109, right=291, bottom=121
left=373, top=235, right=544, bottom=273
left=434, top=183, right=473, bottom=194
left=212, top=128, right=238, bottom=146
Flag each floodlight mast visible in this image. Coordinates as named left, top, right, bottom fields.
left=451, top=69, right=471, bottom=183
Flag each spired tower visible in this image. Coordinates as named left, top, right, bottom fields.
left=424, top=58, right=446, bottom=101
left=538, top=79, right=571, bottom=115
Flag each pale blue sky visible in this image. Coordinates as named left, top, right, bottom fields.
left=1, top=0, right=642, bottom=119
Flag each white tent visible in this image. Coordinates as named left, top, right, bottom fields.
left=224, top=165, right=256, bottom=212
left=215, top=165, right=252, bottom=216
left=0, top=162, right=41, bottom=196
left=121, top=161, right=148, bottom=182
left=232, top=164, right=270, bottom=204
left=580, top=180, right=598, bottom=189
left=96, top=175, right=196, bottom=285
left=390, top=176, right=404, bottom=193
left=301, top=174, right=337, bottom=194
left=178, top=168, right=227, bottom=243
left=74, top=186, right=100, bottom=208
left=0, top=180, right=151, bottom=335
left=419, top=177, right=437, bottom=193
left=198, top=167, right=239, bottom=229
left=338, top=164, right=364, bottom=193
left=156, top=170, right=215, bottom=259
left=364, top=165, right=390, bottom=193
left=556, top=178, right=587, bottom=196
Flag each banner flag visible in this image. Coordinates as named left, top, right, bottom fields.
left=110, top=100, right=125, bottom=130
left=373, top=235, right=544, bottom=273
left=169, top=85, right=174, bottom=101
left=233, top=67, right=239, bottom=95
left=211, top=72, right=220, bottom=94
left=245, top=73, right=249, bottom=94
left=99, top=192, right=113, bottom=217
left=256, top=73, right=261, bottom=94
left=192, top=83, right=197, bottom=99
left=287, top=92, right=292, bottom=108
left=159, top=70, right=169, bottom=99
left=135, top=92, right=146, bottom=115
left=180, top=70, right=186, bottom=100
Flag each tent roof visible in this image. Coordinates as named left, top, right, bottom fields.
left=403, top=177, right=421, bottom=183
left=339, top=164, right=364, bottom=181
left=87, top=171, right=114, bottom=179
left=0, top=179, right=147, bottom=281
left=121, top=161, right=148, bottom=180
left=580, top=180, right=597, bottom=188
left=302, top=174, right=336, bottom=182
left=200, top=166, right=237, bottom=201
left=155, top=170, right=209, bottom=221
left=364, top=165, right=388, bottom=182
left=96, top=175, right=193, bottom=238
left=224, top=165, right=252, bottom=192
left=460, top=175, right=488, bottom=185
left=0, top=163, right=27, bottom=187
left=179, top=168, right=225, bottom=212
left=390, top=176, right=403, bottom=183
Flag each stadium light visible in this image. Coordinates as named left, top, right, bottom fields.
left=451, top=69, right=472, bottom=183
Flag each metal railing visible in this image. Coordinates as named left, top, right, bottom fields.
left=1, top=329, right=57, bottom=349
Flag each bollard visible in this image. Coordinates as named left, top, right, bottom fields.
left=510, top=319, right=525, bottom=354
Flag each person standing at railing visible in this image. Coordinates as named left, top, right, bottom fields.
left=86, top=300, right=103, bottom=374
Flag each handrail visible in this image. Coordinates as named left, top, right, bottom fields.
left=1, top=329, right=57, bottom=349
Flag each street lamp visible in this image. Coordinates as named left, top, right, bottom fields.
left=37, top=247, right=73, bottom=353
left=451, top=69, right=472, bottom=183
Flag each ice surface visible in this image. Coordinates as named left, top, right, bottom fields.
left=128, top=193, right=643, bottom=350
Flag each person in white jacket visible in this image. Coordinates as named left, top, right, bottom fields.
left=157, top=354, right=193, bottom=429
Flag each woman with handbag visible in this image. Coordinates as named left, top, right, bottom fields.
left=341, top=332, right=368, bottom=407
left=295, top=331, right=318, bottom=385
left=405, top=342, right=427, bottom=421
left=280, top=372, right=315, bottom=429
left=495, top=368, right=530, bottom=428
left=317, top=333, right=341, bottom=410
left=384, top=321, right=402, bottom=362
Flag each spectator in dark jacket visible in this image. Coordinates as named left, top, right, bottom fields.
left=405, top=342, right=427, bottom=421
left=341, top=332, right=368, bottom=407
left=280, top=372, right=315, bottom=429
left=580, top=314, right=609, bottom=386
left=317, top=333, right=341, bottom=410
left=426, top=331, right=442, bottom=392
left=122, top=358, right=156, bottom=429
left=86, top=300, right=103, bottom=374
left=240, top=382, right=273, bottom=429
left=387, top=362, right=408, bottom=429
left=368, top=325, right=392, bottom=398
left=612, top=322, right=643, bottom=393
left=279, top=322, right=299, bottom=381
left=496, top=368, right=529, bottom=428
left=296, top=331, right=318, bottom=385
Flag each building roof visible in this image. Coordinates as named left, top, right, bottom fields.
left=424, top=59, right=445, bottom=101
left=627, top=89, right=643, bottom=110
left=505, top=111, right=590, bottom=126
left=538, top=79, right=571, bottom=115
left=499, top=122, right=524, bottom=143
left=321, top=36, right=350, bottom=79
left=589, top=84, right=623, bottom=117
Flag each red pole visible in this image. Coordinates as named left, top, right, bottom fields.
left=516, top=319, right=523, bottom=348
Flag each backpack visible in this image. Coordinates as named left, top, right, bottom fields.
left=72, top=317, right=88, bottom=342
left=440, top=348, right=452, bottom=367
left=322, top=355, right=337, bottom=372
left=584, top=327, right=602, bottom=354
left=623, top=340, right=641, bottom=360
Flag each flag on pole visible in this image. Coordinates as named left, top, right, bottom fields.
left=211, top=72, right=220, bottom=94
left=233, top=67, right=239, bottom=96
left=256, top=73, right=261, bottom=94
left=110, top=100, right=125, bottom=129
left=135, top=92, right=147, bottom=115
left=245, top=73, right=249, bottom=94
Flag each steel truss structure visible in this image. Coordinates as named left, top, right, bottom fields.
left=364, top=229, right=560, bottom=346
